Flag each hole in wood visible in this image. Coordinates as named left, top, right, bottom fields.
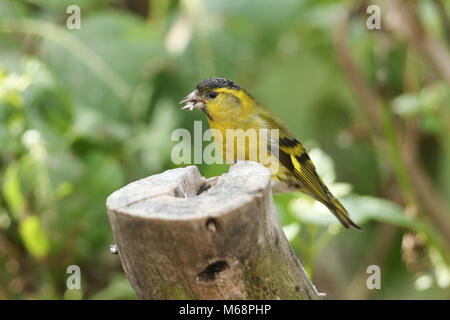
left=172, top=187, right=183, bottom=198
left=196, top=182, right=211, bottom=195
left=196, top=260, right=229, bottom=282
left=205, top=218, right=217, bottom=232
left=171, top=181, right=213, bottom=198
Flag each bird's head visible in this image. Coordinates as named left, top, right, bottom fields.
left=180, top=78, right=254, bottom=122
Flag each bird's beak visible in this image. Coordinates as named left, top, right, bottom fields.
left=179, top=90, right=205, bottom=111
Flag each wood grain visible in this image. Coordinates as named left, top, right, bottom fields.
left=106, top=161, right=322, bottom=299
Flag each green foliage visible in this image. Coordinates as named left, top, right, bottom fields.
left=0, top=0, right=449, bottom=299
left=19, top=215, right=50, bottom=259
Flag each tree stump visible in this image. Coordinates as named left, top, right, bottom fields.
left=106, top=161, right=322, bottom=300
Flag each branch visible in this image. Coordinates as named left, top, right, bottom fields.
left=380, top=0, right=450, bottom=85
left=106, top=162, right=323, bottom=300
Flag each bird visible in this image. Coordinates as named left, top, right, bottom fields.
left=180, top=78, right=361, bottom=230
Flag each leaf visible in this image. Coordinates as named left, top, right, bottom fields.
left=308, top=148, right=336, bottom=184
left=290, top=194, right=426, bottom=232
left=391, top=93, right=422, bottom=116
left=391, top=82, right=449, bottom=116
left=341, top=196, right=424, bottom=230
left=2, top=163, right=26, bottom=219
left=83, top=152, right=125, bottom=198
left=0, top=67, right=32, bottom=107
left=282, top=222, right=301, bottom=241
left=73, top=105, right=130, bottom=144
left=289, top=197, right=337, bottom=226
left=19, top=215, right=50, bottom=259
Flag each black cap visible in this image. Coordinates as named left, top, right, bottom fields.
left=196, top=78, right=240, bottom=91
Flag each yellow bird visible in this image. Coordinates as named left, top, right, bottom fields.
left=180, top=78, right=361, bottom=230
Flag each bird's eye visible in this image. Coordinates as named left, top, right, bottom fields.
left=208, top=91, right=218, bottom=99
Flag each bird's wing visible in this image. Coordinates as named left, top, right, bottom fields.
left=258, top=106, right=330, bottom=203
left=277, top=139, right=331, bottom=204
left=258, top=106, right=361, bottom=230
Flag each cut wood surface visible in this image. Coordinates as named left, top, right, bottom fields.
left=106, top=161, right=322, bottom=299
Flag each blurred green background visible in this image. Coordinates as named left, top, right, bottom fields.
left=1, top=0, right=450, bottom=299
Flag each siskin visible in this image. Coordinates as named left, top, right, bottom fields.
left=180, top=78, right=361, bottom=230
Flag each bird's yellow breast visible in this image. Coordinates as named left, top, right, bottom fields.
left=204, top=86, right=281, bottom=175
left=207, top=117, right=259, bottom=163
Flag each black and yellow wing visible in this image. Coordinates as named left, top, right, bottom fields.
left=259, top=108, right=361, bottom=230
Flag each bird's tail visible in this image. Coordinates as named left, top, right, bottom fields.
left=322, top=196, right=361, bottom=231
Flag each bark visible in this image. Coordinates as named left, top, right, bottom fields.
left=106, top=162, right=322, bottom=300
